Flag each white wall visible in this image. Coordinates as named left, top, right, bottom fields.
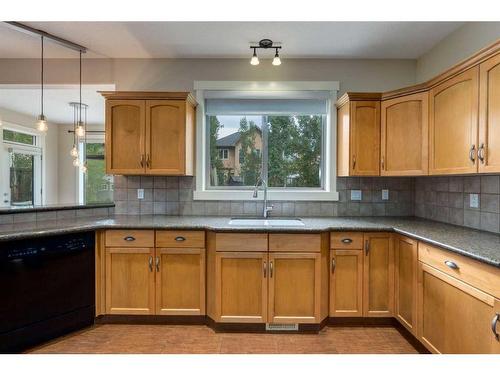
left=416, top=22, right=500, bottom=82
left=0, top=107, right=59, bottom=204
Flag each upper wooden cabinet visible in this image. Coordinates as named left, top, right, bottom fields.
left=429, top=67, right=480, bottom=175
left=381, top=93, right=428, bottom=175
left=479, top=53, right=500, bottom=173
left=102, top=92, right=197, bottom=176
left=337, top=95, right=381, bottom=176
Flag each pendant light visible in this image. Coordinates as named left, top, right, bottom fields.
left=75, top=51, right=85, bottom=138
left=250, top=48, right=259, bottom=66
left=272, top=48, right=281, bottom=66
left=36, top=36, right=48, bottom=132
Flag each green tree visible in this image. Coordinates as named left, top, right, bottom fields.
left=238, top=117, right=262, bottom=186
left=209, top=116, right=225, bottom=185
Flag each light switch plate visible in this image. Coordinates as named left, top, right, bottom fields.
left=137, top=189, right=144, bottom=200
left=469, top=193, right=479, bottom=208
left=382, top=189, right=389, bottom=201
left=350, top=190, right=362, bottom=201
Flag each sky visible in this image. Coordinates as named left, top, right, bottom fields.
left=215, top=115, right=263, bottom=138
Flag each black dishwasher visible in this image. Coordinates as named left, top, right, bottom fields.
left=0, top=231, right=95, bottom=353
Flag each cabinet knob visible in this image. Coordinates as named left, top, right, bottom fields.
left=341, top=238, right=353, bottom=244
left=469, top=145, right=476, bottom=164
left=124, top=236, right=136, bottom=241
left=478, top=143, right=485, bottom=164
left=444, top=260, right=459, bottom=270
left=175, top=236, right=186, bottom=242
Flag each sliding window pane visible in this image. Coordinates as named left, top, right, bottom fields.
left=267, top=115, right=322, bottom=188
left=9, top=152, right=34, bottom=206
left=84, top=143, right=113, bottom=204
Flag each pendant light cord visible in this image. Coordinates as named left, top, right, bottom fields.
left=41, top=36, right=44, bottom=117
left=79, top=51, right=82, bottom=123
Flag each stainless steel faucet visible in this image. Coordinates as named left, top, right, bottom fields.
left=252, top=176, right=273, bottom=218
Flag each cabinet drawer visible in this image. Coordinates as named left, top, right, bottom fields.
left=215, top=233, right=268, bottom=252
left=156, top=230, right=205, bottom=248
left=269, top=233, right=321, bottom=252
left=418, top=242, right=500, bottom=298
left=330, top=232, right=363, bottom=249
left=105, top=230, right=155, bottom=247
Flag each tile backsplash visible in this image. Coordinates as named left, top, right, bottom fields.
left=113, top=175, right=415, bottom=217
left=414, top=175, right=500, bottom=234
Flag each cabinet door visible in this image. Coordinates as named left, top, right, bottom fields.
left=105, top=100, right=146, bottom=174
left=363, top=233, right=394, bottom=317
left=350, top=101, right=380, bottom=176
left=214, top=252, right=267, bottom=323
left=105, top=247, right=155, bottom=315
left=493, top=299, right=500, bottom=354
left=394, top=236, right=418, bottom=334
left=381, top=93, right=428, bottom=176
left=268, top=252, right=321, bottom=323
left=417, top=262, right=498, bottom=354
left=329, top=249, right=363, bottom=317
left=479, top=54, right=500, bottom=173
left=429, top=67, right=479, bottom=174
left=155, top=248, right=205, bottom=315
left=145, top=100, right=186, bottom=175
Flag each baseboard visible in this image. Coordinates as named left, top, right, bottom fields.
left=95, top=314, right=207, bottom=325
left=328, top=317, right=396, bottom=327
left=206, top=317, right=323, bottom=334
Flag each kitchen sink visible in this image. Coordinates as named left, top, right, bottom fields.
left=228, top=218, right=305, bottom=227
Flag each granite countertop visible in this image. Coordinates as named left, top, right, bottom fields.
left=0, top=215, right=499, bottom=268
left=0, top=203, right=114, bottom=214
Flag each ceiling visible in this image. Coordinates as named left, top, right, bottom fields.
left=0, top=22, right=464, bottom=59
left=0, top=85, right=114, bottom=127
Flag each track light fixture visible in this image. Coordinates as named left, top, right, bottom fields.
left=249, top=39, right=282, bottom=66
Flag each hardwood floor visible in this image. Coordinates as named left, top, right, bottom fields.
left=27, top=324, right=420, bottom=354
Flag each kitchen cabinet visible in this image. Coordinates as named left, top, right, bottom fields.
left=337, top=94, right=381, bottom=176
left=381, top=93, right=428, bottom=176
left=268, top=252, right=321, bottom=323
left=105, top=247, right=155, bottom=315
left=329, top=249, right=364, bottom=317
left=429, top=67, right=480, bottom=175
left=394, top=235, right=418, bottom=334
left=213, top=252, right=268, bottom=323
left=417, top=262, right=500, bottom=353
left=363, top=233, right=394, bottom=317
left=102, top=92, right=196, bottom=176
left=479, top=53, right=500, bottom=173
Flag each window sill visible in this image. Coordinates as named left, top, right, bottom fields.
left=193, top=189, right=339, bottom=201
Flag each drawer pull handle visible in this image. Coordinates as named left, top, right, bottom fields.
left=124, top=236, right=136, bottom=241
left=364, top=240, right=370, bottom=256
left=492, top=313, right=500, bottom=341
left=263, top=261, right=267, bottom=278
left=341, top=238, right=353, bottom=244
left=444, top=260, right=459, bottom=270
left=148, top=256, right=153, bottom=272
left=331, top=258, right=336, bottom=273
left=270, top=261, right=273, bottom=278
left=155, top=256, right=160, bottom=272
left=175, top=236, right=186, bottom=242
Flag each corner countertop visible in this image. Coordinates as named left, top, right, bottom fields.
left=0, top=215, right=499, bottom=268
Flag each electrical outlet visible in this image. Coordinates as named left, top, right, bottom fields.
left=137, top=189, right=144, bottom=200
left=350, top=190, right=362, bottom=201
left=382, top=189, right=389, bottom=201
left=469, top=193, right=479, bottom=208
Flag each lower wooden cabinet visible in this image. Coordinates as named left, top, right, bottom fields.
left=329, top=249, right=364, bottom=317
left=105, top=247, right=155, bottom=315
left=417, top=262, right=500, bottom=354
left=155, top=248, right=205, bottom=315
left=213, top=252, right=268, bottom=323
left=394, top=235, right=418, bottom=334
left=363, top=233, right=394, bottom=317
left=268, top=252, right=321, bottom=323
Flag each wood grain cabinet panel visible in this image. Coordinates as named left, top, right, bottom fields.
left=429, top=67, right=480, bottom=175
left=394, top=236, right=418, bottom=334
left=105, top=247, right=155, bottom=315
left=479, top=53, right=500, bottom=173
left=363, top=233, right=394, bottom=317
left=350, top=101, right=381, bottom=176
left=214, top=252, right=268, bottom=323
left=417, top=262, right=499, bottom=353
left=381, top=93, right=428, bottom=176
left=268, top=252, right=321, bottom=323
left=105, top=100, right=146, bottom=174
left=329, top=249, right=363, bottom=317
left=155, top=248, right=205, bottom=315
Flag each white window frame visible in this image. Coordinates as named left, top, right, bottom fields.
left=218, top=148, right=229, bottom=160
left=0, top=121, right=44, bottom=206
left=193, top=81, right=340, bottom=201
